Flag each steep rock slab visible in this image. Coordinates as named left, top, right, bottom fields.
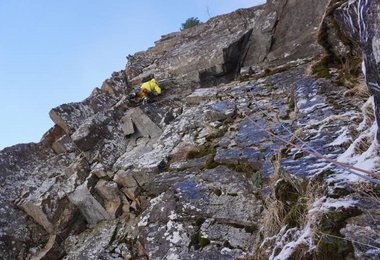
left=355, top=0, right=380, bottom=141
left=334, top=0, right=380, bottom=141
left=125, top=6, right=265, bottom=89
left=127, top=107, right=162, bottom=139
left=2, top=1, right=380, bottom=259
left=242, top=0, right=283, bottom=65
left=244, top=0, right=329, bottom=66
left=125, top=0, right=329, bottom=91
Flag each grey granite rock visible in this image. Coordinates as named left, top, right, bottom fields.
left=49, top=102, right=94, bottom=134
left=68, top=184, right=111, bottom=225
left=205, top=100, right=237, bottom=122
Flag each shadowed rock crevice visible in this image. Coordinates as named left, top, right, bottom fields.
left=199, top=29, right=253, bottom=88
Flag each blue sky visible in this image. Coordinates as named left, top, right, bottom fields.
left=0, top=0, right=265, bottom=150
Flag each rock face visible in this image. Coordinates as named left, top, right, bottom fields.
left=1, top=0, right=380, bottom=259
left=243, top=0, right=329, bottom=67
left=125, top=0, right=329, bottom=91
left=334, top=0, right=380, bottom=141
left=125, top=7, right=261, bottom=88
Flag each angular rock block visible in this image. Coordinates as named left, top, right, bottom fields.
left=114, top=170, right=138, bottom=189
left=185, top=88, right=218, bottom=106
left=71, top=112, right=111, bottom=151
left=90, top=163, right=107, bottom=178
left=114, top=169, right=158, bottom=201
left=120, top=114, right=135, bottom=136
left=64, top=157, right=90, bottom=182
left=205, top=100, right=237, bottom=122
left=101, top=70, right=128, bottom=96
left=17, top=202, right=55, bottom=234
left=95, top=180, right=121, bottom=217
left=52, top=134, right=75, bottom=154
left=123, top=107, right=162, bottom=139
left=71, top=125, right=97, bottom=151
left=49, top=102, right=94, bottom=134
left=40, top=125, right=66, bottom=147
left=68, top=184, right=110, bottom=225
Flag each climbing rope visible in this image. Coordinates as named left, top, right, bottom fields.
left=245, top=87, right=380, bottom=185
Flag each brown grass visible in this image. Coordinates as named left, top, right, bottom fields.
left=343, top=81, right=371, bottom=99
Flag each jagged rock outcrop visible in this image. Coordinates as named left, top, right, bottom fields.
left=126, top=7, right=264, bottom=90
left=125, top=0, right=329, bottom=91
left=243, top=0, right=329, bottom=67
left=336, top=0, right=380, bottom=141
left=1, top=0, right=380, bottom=259
left=313, top=0, right=380, bottom=142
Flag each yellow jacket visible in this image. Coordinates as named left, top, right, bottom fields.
left=140, top=79, right=161, bottom=97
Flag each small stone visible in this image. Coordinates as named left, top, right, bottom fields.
left=52, top=135, right=75, bottom=154
left=95, top=180, right=121, bottom=217
left=90, top=163, right=107, bottom=178
left=205, top=101, right=237, bottom=122
left=120, top=113, right=135, bottom=136
left=114, top=170, right=138, bottom=188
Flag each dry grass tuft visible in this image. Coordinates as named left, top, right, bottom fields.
left=353, top=135, right=372, bottom=154
left=261, top=200, right=287, bottom=237
left=255, top=152, right=328, bottom=258
left=362, top=98, right=375, bottom=125
left=343, top=81, right=371, bottom=99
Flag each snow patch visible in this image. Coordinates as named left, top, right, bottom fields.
left=319, top=198, right=357, bottom=212
left=300, top=103, right=328, bottom=114
left=325, top=128, right=352, bottom=147
left=138, top=215, right=149, bottom=227
left=338, top=123, right=379, bottom=175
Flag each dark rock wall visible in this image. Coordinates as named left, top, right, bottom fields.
left=334, top=0, right=380, bottom=140
left=243, top=0, right=329, bottom=67
left=125, top=6, right=265, bottom=91
left=125, top=0, right=329, bottom=90
left=357, top=0, right=380, bottom=140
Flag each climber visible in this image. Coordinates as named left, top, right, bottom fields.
left=128, top=78, right=161, bottom=104
left=139, top=78, right=161, bottom=101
